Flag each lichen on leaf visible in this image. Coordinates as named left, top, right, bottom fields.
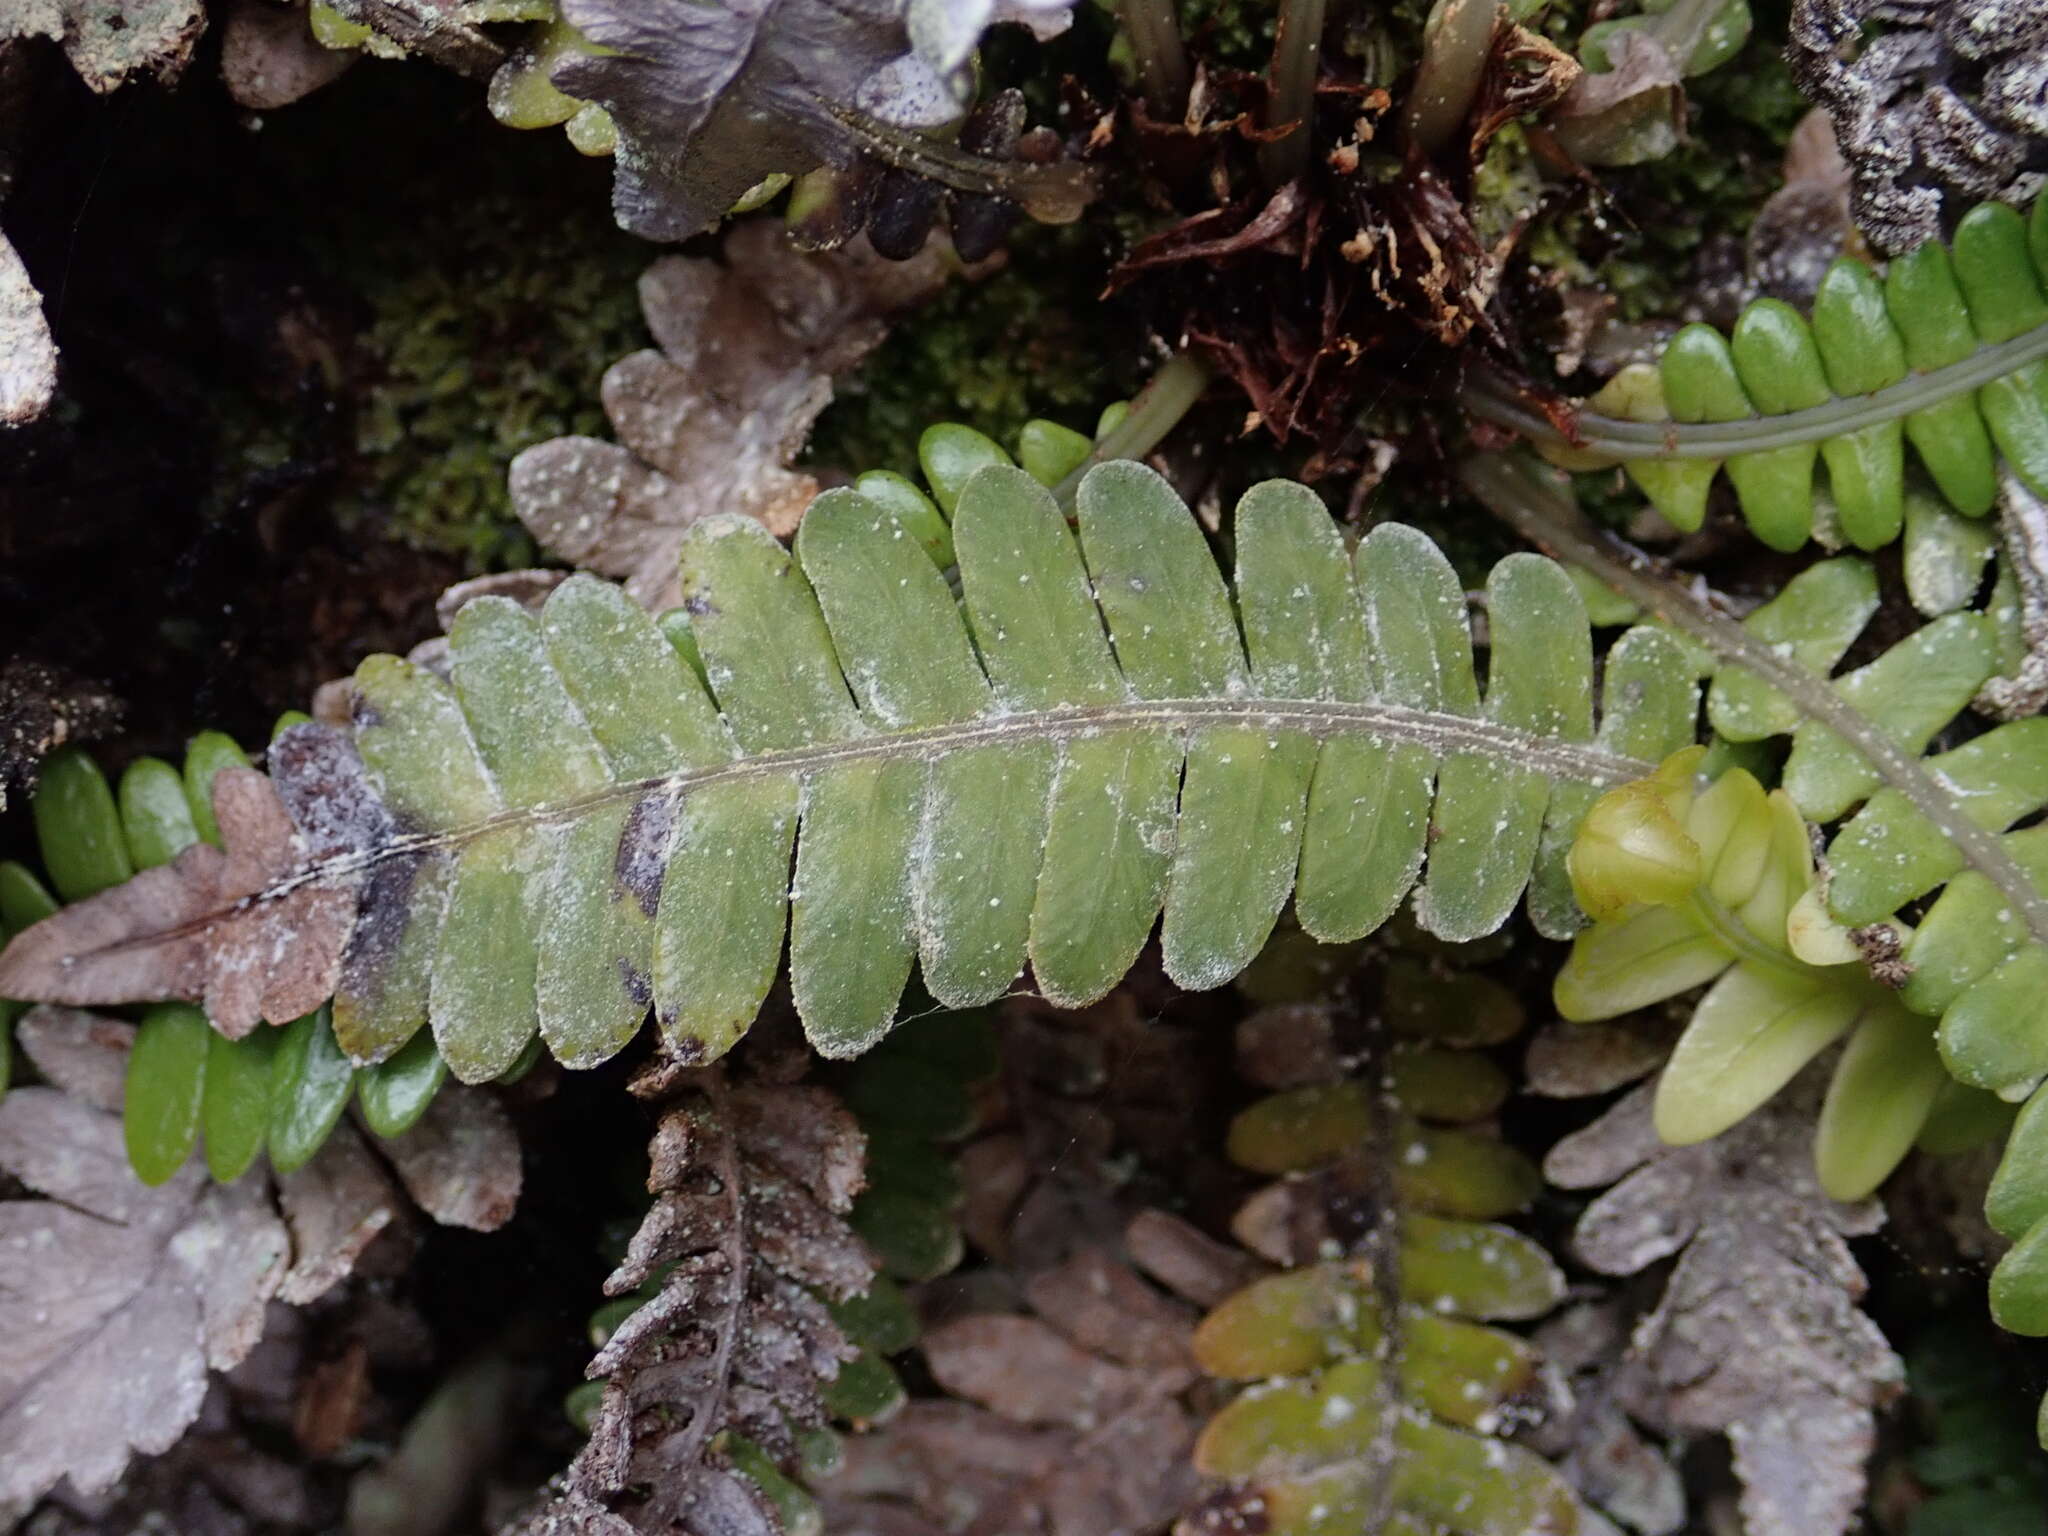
left=1545, top=1077, right=1906, bottom=1536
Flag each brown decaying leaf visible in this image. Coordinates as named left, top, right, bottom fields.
left=276, top=1122, right=404, bottom=1302
left=508, top=224, right=956, bottom=612
left=544, top=1067, right=872, bottom=1534
left=1545, top=1077, right=1904, bottom=1536
left=1524, top=1301, right=1687, bottom=1536
left=823, top=1221, right=1209, bottom=1536
left=219, top=0, right=354, bottom=110
left=365, top=1082, right=523, bottom=1233
left=1465, top=19, right=1582, bottom=161
left=1523, top=1017, right=1670, bottom=1099
left=1233, top=1000, right=1345, bottom=1091
left=0, top=1001, right=519, bottom=1512
left=0, top=725, right=385, bottom=1036
left=14, top=1003, right=135, bottom=1113
left=1744, top=108, right=1854, bottom=310
left=1121, top=1207, right=1270, bottom=1312
left=0, top=1087, right=288, bottom=1508
left=1548, top=30, right=1686, bottom=169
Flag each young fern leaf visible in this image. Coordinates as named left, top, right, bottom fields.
left=0, top=463, right=1690, bottom=1080
left=1465, top=451, right=2048, bottom=963
left=1557, top=749, right=1945, bottom=1202
left=1470, top=452, right=2048, bottom=1406
left=1468, top=195, right=2048, bottom=550
left=1474, top=453, right=2048, bottom=1103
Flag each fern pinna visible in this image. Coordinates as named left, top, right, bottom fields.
left=1469, top=194, right=2048, bottom=551
left=0, top=460, right=1697, bottom=1080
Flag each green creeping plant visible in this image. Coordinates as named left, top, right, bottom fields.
left=1557, top=746, right=1971, bottom=1205
left=0, top=447, right=1702, bottom=1086
left=1470, top=195, right=2048, bottom=550
left=0, top=733, right=543, bottom=1185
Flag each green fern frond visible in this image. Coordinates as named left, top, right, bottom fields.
left=0, top=459, right=1699, bottom=1084
left=1469, top=195, right=2048, bottom=551
left=1189, top=1001, right=1581, bottom=1535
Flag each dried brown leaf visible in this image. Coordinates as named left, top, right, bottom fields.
left=1526, top=1301, right=1687, bottom=1536
left=1233, top=1002, right=1342, bottom=1091
left=841, top=1230, right=1201, bottom=1533
left=509, top=225, right=954, bottom=611
left=1745, top=108, right=1855, bottom=308
left=276, top=1121, right=405, bottom=1303
left=1023, top=1246, right=1199, bottom=1370
left=14, top=1003, right=135, bottom=1113
left=0, top=727, right=385, bottom=1035
left=1122, top=1208, right=1270, bottom=1310
left=551, top=1069, right=873, bottom=1533
left=0, top=1088, right=289, bottom=1507
left=820, top=1392, right=1201, bottom=1536
left=924, top=1313, right=1168, bottom=1425
left=1545, top=1079, right=1903, bottom=1536
left=1549, top=30, right=1686, bottom=168
left=368, top=1083, right=522, bottom=1233
left=1523, top=1018, right=1668, bottom=1099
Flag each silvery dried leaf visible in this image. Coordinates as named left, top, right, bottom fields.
left=553, top=0, right=1076, bottom=241
left=1547, top=1079, right=1904, bottom=1536
left=0, top=1089, right=288, bottom=1507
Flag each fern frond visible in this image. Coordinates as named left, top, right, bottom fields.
left=1187, top=983, right=1582, bottom=1536
left=1474, top=453, right=2048, bottom=1119
left=1469, top=452, right=2048, bottom=1409
left=0, top=462, right=1697, bottom=1080
left=1468, top=195, right=2048, bottom=551
left=556, top=1066, right=873, bottom=1534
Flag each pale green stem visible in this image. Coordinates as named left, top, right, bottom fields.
left=1260, top=0, right=1332, bottom=187
left=1462, top=320, right=2048, bottom=459
left=1054, top=351, right=1213, bottom=504
left=1400, top=0, right=1499, bottom=157
left=1120, top=0, right=1192, bottom=119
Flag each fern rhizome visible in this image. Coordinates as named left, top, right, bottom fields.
left=0, top=457, right=1700, bottom=1082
